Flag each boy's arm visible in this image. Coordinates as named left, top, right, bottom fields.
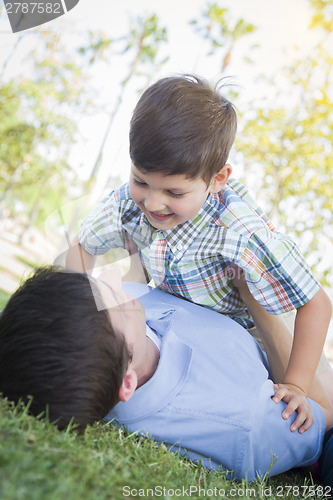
left=66, top=233, right=96, bottom=274
left=122, top=233, right=148, bottom=284
left=276, top=288, right=332, bottom=406
left=66, top=232, right=148, bottom=283
left=232, top=269, right=331, bottom=432
left=122, top=254, right=149, bottom=283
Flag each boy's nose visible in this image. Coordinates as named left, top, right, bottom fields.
left=144, top=190, right=165, bottom=212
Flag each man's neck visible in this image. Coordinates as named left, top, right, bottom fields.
left=137, top=337, right=160, bottom=388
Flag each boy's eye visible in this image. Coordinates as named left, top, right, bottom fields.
left=168, top=191, right=185, bottom=198
left=133, top=178, right=185, bottom=198
left=133, top=178, right=146, bottom=186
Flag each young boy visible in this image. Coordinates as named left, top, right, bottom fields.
left=66, top=75, right=332, bottom=428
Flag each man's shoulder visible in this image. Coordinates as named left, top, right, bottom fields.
left=124, top=284, right=257, bottom=351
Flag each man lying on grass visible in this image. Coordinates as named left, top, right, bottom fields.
left=0, top=266, right=332, bottom=482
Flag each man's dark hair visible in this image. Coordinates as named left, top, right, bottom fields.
left=129, top=74, right=237, bottom=185
left=0, top=267, right=129, bottom=429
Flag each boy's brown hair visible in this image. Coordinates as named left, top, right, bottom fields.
left=130, top=75, right=237, bottom=185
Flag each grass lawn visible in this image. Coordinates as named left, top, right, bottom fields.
left=0, top=398, right=322, bottom=500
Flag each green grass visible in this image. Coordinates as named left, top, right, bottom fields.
left=0, top=289, right=10, bottom=310
left=0, top=398, right=321, bottom=500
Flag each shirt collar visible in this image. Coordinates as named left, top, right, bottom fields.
left=144, top=303, right=176, bottom=336
left=139, top=193, right=221, bottom=258
left=107, top=325, right=193, bottom=423
left=145, top=325, right=161, bottom=351
left=166, top=193, right=221, bottom=257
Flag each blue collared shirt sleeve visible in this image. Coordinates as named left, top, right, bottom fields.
left=240, top=382, right=325, bottom=480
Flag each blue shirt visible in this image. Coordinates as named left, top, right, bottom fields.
left=105, top=283, right=325, bottom=481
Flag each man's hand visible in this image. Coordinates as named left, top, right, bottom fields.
left=272, top=383, right=313, bottom=433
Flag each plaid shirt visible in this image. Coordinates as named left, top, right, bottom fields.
left=79, top=178, right=320, bottom=328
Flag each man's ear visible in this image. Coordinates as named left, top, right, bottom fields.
left=210, top=164, right=232, bottom=194
left=118, top=367, right=138, bottom=402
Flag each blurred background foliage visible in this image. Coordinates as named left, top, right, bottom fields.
left=0, top=0, right=332, bottom=289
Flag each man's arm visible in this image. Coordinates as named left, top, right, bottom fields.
left=66, top=233, right=96, bottom=274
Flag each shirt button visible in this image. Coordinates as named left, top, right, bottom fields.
left=176, top=243, right=183, bottom=251
left=157, top=266, right=164, bottom=272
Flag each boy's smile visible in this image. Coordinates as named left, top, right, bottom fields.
left=129, top=165, right=212, bottom=230
left=148, top=211, right=173, bottom=223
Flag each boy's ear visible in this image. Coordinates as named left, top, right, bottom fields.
left=118, top=367, right=138, bottom=402
left=210, top=164, right=232, bottom=194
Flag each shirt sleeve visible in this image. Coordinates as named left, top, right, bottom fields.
left=241, top=380, right=325, bottom=480
left=79, top=191, right=125, bottom=256
left=239, top=228, right=320, bottom=313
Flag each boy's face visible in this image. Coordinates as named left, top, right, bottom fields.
left=129, top=165, right=211, bottom=230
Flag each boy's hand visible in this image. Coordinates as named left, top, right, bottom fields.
left=272, top=383, right=313, bottom=433
left=124, top=231, right=139, bottom=256
left=123, top=232, right=148, bottom=284
left=230, top=264, right=247, bottom=291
